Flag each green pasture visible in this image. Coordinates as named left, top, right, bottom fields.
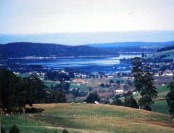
left=2, top=104, right=174, bottom=133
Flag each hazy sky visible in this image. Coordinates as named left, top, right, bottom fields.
left=0, top=0, right=174, bottom=34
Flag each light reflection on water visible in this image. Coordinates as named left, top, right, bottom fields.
left=10, top=54, right=141, bottom=73
left=26, top=55, right=140, bottom=67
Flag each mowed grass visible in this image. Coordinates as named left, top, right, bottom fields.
left=4, top=103, right=172, bottom=133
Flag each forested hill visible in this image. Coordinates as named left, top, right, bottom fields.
left=0, top=42, right=118, bottom=58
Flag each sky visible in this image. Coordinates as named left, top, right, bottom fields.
left=0, top=0, right=174, bottom=34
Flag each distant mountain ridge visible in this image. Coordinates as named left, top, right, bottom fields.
left=0, top=42, right=118, bottom=58
left=87, top=41, right=174, bottom=48
left=0, top=31, right=174, bottom=45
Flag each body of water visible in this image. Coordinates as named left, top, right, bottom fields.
left=9, top=54, right=141, bottom=73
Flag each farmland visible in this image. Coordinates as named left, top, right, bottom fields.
left=1, top=103, right=174, bottom=133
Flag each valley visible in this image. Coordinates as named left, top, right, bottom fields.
left=1, top=41, right=174, bottom=133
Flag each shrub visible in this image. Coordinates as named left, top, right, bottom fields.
left=124, top=97, right=138, bottom=108
left=111, top=98, right=123, bottom=106
left=144, top=105, right=152, bottom=111
left=62, top=129, right=68, bottom=133
left=86, top=92, right=100, bottom=103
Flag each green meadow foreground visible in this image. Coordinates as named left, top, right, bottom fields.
left=1, top=103, right=174, bottom=133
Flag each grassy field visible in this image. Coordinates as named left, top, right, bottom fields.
left=153, top=100, right=169, bottom=115
left=152, top=85, right=170, bottom=114
left=1, top=115, right=61, bottom=133
left=1, top=103, right=174, bottom=133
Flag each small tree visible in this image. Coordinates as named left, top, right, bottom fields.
left=116, top=80, right=121, bottom=85
left=62, top=129, right=68, bottom=133
left=54, top=89, right=67, bottom=103
left=124, top=92, right=138, bottom=108
left=138, top=95, right=153, bottom=110
left=111, top=97, right=123, bottom=106
left=86, top=92, right=100, bottom=103
left=100, top=83, right=105, bottom=88
left=9, top=124, right=19, bottom=133
left=166, top=79, right=174, bottom=119
left=132, top=57, right=143, bottom=92
left=109, top=79, right=114, bottom=84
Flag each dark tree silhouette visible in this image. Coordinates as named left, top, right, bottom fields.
left=124, top=92, right=138, bottom=108
left=54, top=89, right=67, bottom=103
left=62, top=129, right=69, bottom=133
left=0, top=68, right=48, bottom=112
left=86, top=92, right=100, bottom=103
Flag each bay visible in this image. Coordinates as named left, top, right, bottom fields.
left=9, top=54, right=141, bottom=73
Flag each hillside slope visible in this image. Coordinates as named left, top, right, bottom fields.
left=153, top=45, right=174, bottom=60
left=2, top=103, right=174, bottom=133
left=0, top=42, right=118, bottom=58
left=155, top=49, right=174, bottom=60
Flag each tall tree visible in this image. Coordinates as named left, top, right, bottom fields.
left=28, top=74, right=48, bottom=103
left=132, top=57, right=144, bottom=92
left=132, top=57, right=157, bottom=110
left=166, top=77, right=174, bottom=119
left=0, top=68, right=20, bottom=111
